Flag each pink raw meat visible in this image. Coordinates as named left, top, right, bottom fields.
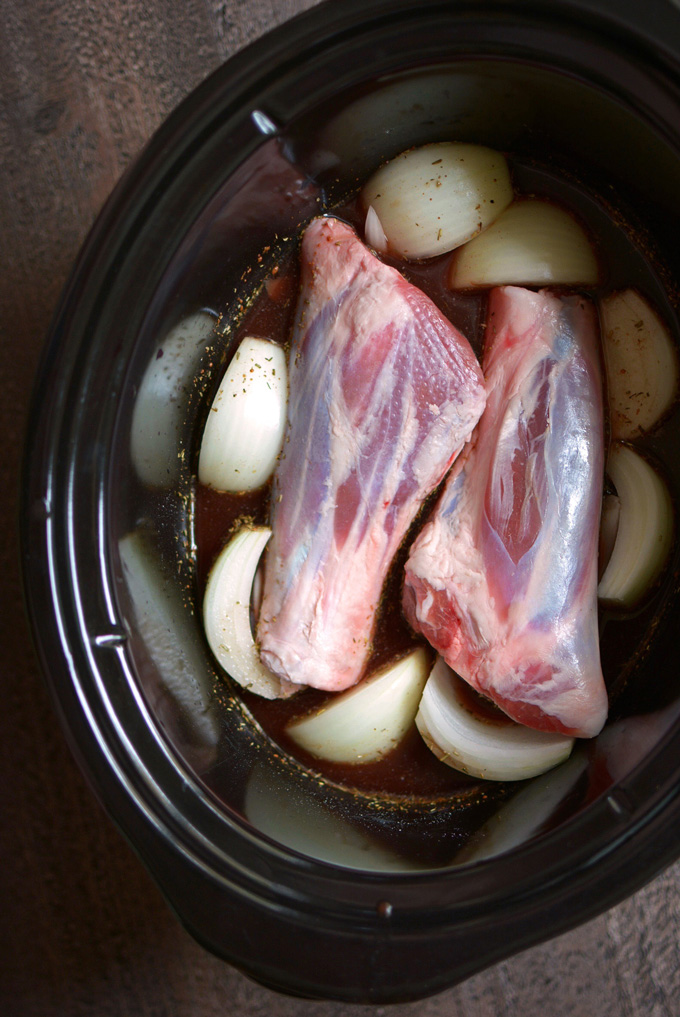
left=257, top=216, right=486, bottom=691
left=403, top=286, right=607, bottom=738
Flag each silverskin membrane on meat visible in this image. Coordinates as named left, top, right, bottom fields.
left=404, top=286, right=608, bottom=739
left=257, top=216, right=486, bottom=692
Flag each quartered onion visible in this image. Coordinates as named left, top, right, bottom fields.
left=448, top=199, right=599, bottom=289
left=119, top=532, right=220, bottom=752
left=456, top=751, right=587, bottom=863
left=244, top=763, right=419, bottom=871
left=416, top=657, right=574, bottom=781
left=286, top=648, right=430, bottom=763
left=317, top=72, right=533, bottom=184
left=131, top=311, right=217, bottom=488
left=360, top=142, right=512, bottom=260
left=600, top=289, right=678, bottom=439
left=598, top=444, right=673, bottom=608
left=203, top=526, right=297, bottom=700
left=199, top=336, right=287, bottom=492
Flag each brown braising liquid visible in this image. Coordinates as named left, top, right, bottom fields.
left=194, top=155, right=679, bottom=812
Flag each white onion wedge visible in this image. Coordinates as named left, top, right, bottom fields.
left=198, top=336, right=287, bottom=492
left=203, top=526, right=297, bottom=699
left=361, top=142, right=512, bottom=260
left=244, top=763, right=419, bottom=871
left=119, top=532, right=220, bottom=754
left=598, top=444, right=673, bottom=608
left=600, top=289, right=678, bottom=439
left=131, top=311, right=216, bottom=488
left=287, top=648, right=430, bottom=763
left=448, top=199, right=599, bottom=289
left=317, top=72, right=533, bottom=183
left=416, top=657, right=574, bottom=781
left=455, top=751, right=587, bottom=864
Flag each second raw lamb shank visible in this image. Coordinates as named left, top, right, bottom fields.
left=404, top=285, right=608, bottom=739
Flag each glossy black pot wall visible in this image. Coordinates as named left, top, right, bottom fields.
left=22, top=0, right=680, bottom=1003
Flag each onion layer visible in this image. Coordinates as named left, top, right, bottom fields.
left=598, top=493, right=621, bottom=579
left=448, top=199, right=599, bottom=289
left=361, top=142, right=512, bottom=260
left=416, top=658, right=574, bottom=781
left=199, top=336, right=287, bottom=492
left=598, top=444, right=673, bottom=608
left=600, top=289, right=678, bottom=439
left=203, top=526, right=297, bottom=699
left=364, top=205, right=388, bottom=254
left=287, top=648, right=430, bottom=763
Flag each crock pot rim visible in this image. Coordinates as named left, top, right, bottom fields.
left=20, top=0, right=680, bottom=998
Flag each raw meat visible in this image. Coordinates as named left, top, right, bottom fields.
left=257, top=216, right=486, bottom=691
left=403, top=285, right=607, bottom=738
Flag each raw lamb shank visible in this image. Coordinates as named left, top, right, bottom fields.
left=404, top=285, right=608, bottom=739
left=257, top=216, right=486, bottom=692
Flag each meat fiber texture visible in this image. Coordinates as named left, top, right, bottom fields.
left=257, top=216, right=486, bottom=691
left=404, top=285, right=607, bottom=738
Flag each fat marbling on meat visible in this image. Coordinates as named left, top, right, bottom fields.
left=403, top=285, right=607, bottom=738
left=257, top=216, right=486, bottom=691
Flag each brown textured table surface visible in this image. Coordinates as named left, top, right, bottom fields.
left=2, top=1, right=680, bottom=1014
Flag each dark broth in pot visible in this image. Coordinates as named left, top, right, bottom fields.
left=191, top=153, right=680, bottom=864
